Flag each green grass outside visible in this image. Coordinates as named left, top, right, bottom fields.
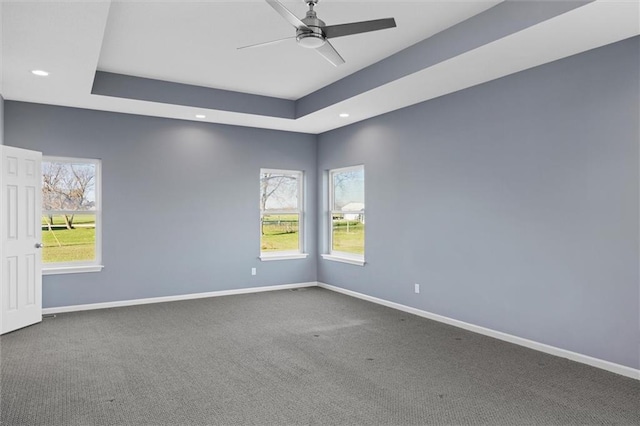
left=332, top=221, right=365, bottom=254
left=261, top=218, right=364, bottom=253
left=42, top=215, right=95, bottom=263
left=261, top=220, right=299, bottom=251
left=42, top=214, right=95, bottom=226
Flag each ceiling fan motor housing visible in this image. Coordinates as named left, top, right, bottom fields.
left=296, top=9, right=326, bottom=48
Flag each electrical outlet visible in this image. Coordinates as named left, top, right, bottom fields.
left=251, top=267, right=256, bottom=276
left=414, top=283, right=420, bottom=294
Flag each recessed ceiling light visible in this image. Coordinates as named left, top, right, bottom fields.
left=195, top=114, right=206, bottom=119
left=339, top=113, right=350, bottom=118
left=31, top=70, right=50, bottom=77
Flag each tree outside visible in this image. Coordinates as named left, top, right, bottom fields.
left=260, top=171, right=301, bottom=252
left=42, top=161, right=97, bottom=263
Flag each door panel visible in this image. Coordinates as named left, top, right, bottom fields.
left=1, top=146, right=42, bottom=334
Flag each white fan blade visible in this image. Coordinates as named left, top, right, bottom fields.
left=266, top=0, right=310, bottom=30
left=316, top=40, right=345, bottom=67
left=238, top=36, right=295, bottom=50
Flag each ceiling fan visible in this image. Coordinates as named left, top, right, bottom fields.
left=238, top=0, right=397, bottom=67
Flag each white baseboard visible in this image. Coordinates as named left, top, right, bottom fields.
left=317, top=282, right=640, bottom=380
left=42, top=282, right=317, bottom=315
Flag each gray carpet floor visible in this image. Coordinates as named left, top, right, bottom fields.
left=1, top=287, right=638, bottom=425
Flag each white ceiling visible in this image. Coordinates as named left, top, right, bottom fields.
left=97, top=1, right=499, bottom=100
left=1, top=0, right=639, bottom=134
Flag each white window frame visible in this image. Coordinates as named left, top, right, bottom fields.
left=41, top=156, right=103, bottom=275
left=259, top=168, right=308, bottom=261
left=321, top=164, right=365, bottom=266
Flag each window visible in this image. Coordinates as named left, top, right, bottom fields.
left=41, top=156, right=102, bottom=274
left=259, top=169, right=307, bottom=261
left=323, top=165, right=365, bottom=266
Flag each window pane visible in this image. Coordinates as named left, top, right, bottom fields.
left=332, top=168, right=364, bottom=211
left=261, top=214, right=299, bottom=252
left=260, top=172, right=299, bottom=211
left=41, top=214, right=96, bottom=263
left=42, top=161, right=97, bottom=211
left=332, top=213, right=364, bottom=255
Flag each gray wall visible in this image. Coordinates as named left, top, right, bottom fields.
left=4, top=104, right=317, bottom=308
left=317, top=37, right=639, bottom=369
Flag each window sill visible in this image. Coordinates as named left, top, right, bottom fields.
left=260, top=253, right=309, bottom=262
left=321, top=254, right=365, bottom=266
left=43, top=265, right=104, bottom=275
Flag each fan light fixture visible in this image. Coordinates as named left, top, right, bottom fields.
left=297, top=34, right=325, bottom=49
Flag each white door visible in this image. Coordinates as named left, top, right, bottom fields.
left=0, top=146, right=42, bottom=334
